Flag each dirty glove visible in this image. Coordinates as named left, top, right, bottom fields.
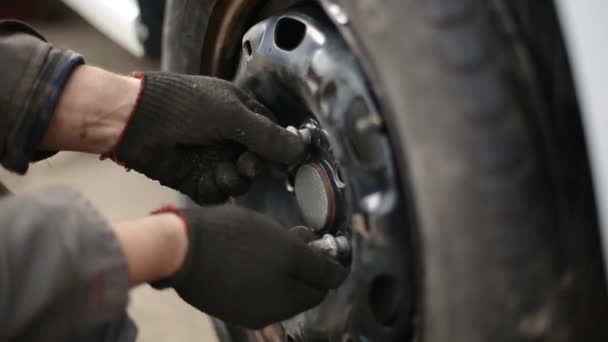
left=152, top=205, right=348, bottom=329
left=104, top=72, right=306, bottom=204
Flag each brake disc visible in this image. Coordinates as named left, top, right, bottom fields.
left=233, top=6, right=415, bottom=341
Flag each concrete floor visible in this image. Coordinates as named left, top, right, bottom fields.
left=0, top=7, right=219, bottom=342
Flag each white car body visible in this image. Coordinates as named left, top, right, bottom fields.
left=61, top=0, right=144, bottom=57
left=555, top=0, right=608, bottom=278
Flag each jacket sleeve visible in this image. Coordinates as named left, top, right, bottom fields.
left=0, top=187, right=130, bottom=342
left=0, top=20, right=84, bottom=174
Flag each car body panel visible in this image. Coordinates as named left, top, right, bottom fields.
left=61, top=0, right=144, bottom=57
left=555, top=0, right=608, bottom=280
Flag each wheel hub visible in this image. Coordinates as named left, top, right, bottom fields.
left=295, top=162, right=334, bottom=231
left=289, top=123, right=347, bottom=234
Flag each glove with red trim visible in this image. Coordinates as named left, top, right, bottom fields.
left=153, top=204, right=348, bottom=329
left=104, top=72, right=306, bottom=204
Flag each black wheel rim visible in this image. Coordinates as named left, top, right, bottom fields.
left=222, top=4, right=419, bottom=341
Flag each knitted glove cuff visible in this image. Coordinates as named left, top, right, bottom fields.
left=101, top=71, right=198, bottom=167
left=149, top=205, right=193, bottom=290
left=99, top=71, right=145, bottom=166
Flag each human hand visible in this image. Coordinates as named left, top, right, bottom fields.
left=152, top=204, right=348, bottom=329
left=105, top=72, right=306, bottom=204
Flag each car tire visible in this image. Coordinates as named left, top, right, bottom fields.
left=163, top=0, right=608, bottom=341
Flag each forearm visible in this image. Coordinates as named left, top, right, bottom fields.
left=41, top=65, right=140, bottom=154
left=111, top=213, right=188, bottom=286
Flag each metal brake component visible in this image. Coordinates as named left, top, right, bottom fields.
left=295, top=163, right=334, bottom=231
left=289, top=123, right=347, bottom=233
left=308, top=234, right=351, bottom=260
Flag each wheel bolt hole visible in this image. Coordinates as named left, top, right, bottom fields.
left=275, top=17, right=307, bottom=51
left=369, top=274, right=401, bottom=327
left=243, top=40, right=253, bottom=58
left=287, top=335, right=296, bottom=342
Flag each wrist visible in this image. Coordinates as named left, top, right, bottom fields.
left=41, top=66, right=141, bottom=154
left=111, top=212, right=188, bottom=286
left=148, top=205, right=192, bottom=289
left=155, top=213, right=190, bottom=279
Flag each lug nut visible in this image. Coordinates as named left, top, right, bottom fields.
left=287, top=126, right=313, bottom=145
left=298, top=128, right=312, bottom=145
left=308, top=234, right=351, bottom=260
left=286, top=125, right=298, bottom=135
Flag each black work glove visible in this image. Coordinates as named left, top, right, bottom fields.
left=105, top=72, right=306, bottom=204
left=152, top=205, right=348, bottom=329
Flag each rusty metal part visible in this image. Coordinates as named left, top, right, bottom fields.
left=200, top=0, right=256, bottom=77
left=308, top=234, right=351, bottom=260
left=200, top=0, right=304, bottom=78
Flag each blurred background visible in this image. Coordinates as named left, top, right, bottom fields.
left=0, top=0, right=165, bottom=58
left=0, top=1, right=218, bottom=341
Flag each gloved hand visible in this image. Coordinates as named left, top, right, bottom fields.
left=104, top=72, right=306, bottom=204
left=152, top=205, right=348, bottom=329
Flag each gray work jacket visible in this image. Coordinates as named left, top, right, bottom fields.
left=0, top=21, right=131, bottom=341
